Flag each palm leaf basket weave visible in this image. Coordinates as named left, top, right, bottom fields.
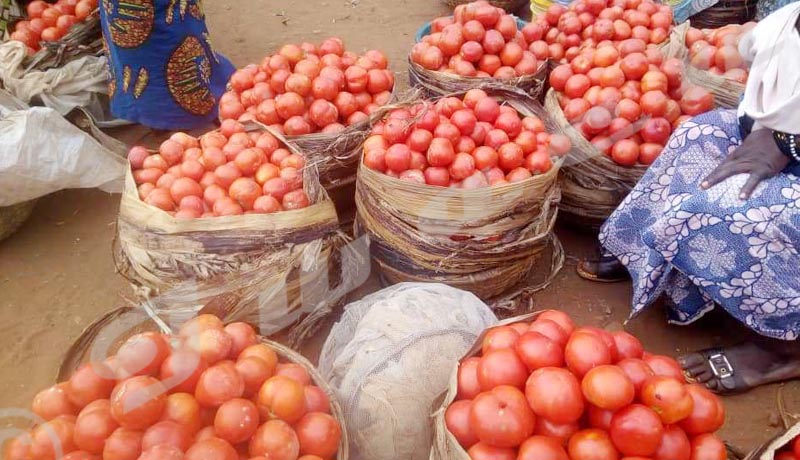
left=0, top=199, right=36, bottom=242
left=689, top=0, right=758, bottom=29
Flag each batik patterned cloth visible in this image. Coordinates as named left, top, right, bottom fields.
left=99, top=0, right=234, bottom=130
left=758, top=0, right=799, bottom=19
left=600, top=109, right=800, bottom=340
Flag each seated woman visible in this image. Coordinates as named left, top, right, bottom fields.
left=579, top=2, right=800, bottom=394
left=99, top=0, right=234, bottom=130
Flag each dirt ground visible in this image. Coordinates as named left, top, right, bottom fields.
left=0, top=0, right=796, bottom=455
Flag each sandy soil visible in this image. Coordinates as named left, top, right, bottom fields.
left=0, top=0, right=796, bottom=454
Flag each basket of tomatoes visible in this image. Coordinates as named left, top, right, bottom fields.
left=219, top=38, right=393, bottom=222
left=431, top=309, right=728, bottom=460
left=747, top=423, right=800, bottom=460
left=444, top=0, right=529, bottom=13
left=5, top=0, right=101, bottom=71
left=4, top=309, right=348, bottom=460
left=116, top=121, right=350, bottom=341
left=682, top=22, right=753, bottom=108
left=355, top=88, right=570, bottom=303
left=409, top=1, right=548, bottom=100
left=535, top=0, right=721, bottom=229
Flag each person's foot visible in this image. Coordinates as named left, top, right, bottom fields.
left=576, top=255, right=628, bottom=283
left=679, top=341, right=800, bottom=394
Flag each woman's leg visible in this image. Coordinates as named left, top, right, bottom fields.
left=680, top=339, right=800, bottom=393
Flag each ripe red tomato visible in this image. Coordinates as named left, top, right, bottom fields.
left=32, top=384, right=78, bottom=421
left=518, top=435, right=570, bottom=460
left=482, top=326, right=521, bottom=354
left=680, top=384, right=725, bottom=436
left=565, top=331, right=612, bottom=377
left=537, top=310, right=576, bottom=335
left=468, top=442, right=516, bottom=460
left=257, top=375, right=307, bottom=423
left=644, top=355, right=685, bottom=381
left=515, top=331, right=564, bottom=370
left=110, top=376, right=167, bottom=430
left=185, top=437, right=238, bottom=460
left=74, top=400, right=118, bottom=454
left=641, top=376, right=694, bottom=424
left=213, top=398, right=259, bottom=444
left=641, top=118, right=672, bottom=145
left=525, top=367, right=584, bottom=424
left=535, top=418, right=579, bottom=445
left=611, top=139, right=640, bottom=166
left=470, top=385, right=535, bottom=448
left=568, top=429, right=620, bottom=460
left=587, top=404, right=616, bottom=430
left=457, top=357, right=482, bottom=400
left=691, top=434, right=727, bottom=460
left=528, top=319, right=569, bottom=348
left=66, top=362, right=116, bottom=409
left=610, top=404, right=665, bottom=457
left=30, top=416, right=77, bottom=460
left=654, top=425, right=691, bottom=460
left=445, top=400, right=479, bottom=448
left=565, top=74, right=591, bottom=98
left=617, top=358, right=656, bottom=392
left=294, top=412, right=341, bottom=459
left=249, top=420, right=299, bottom=460
left=640, top=143, right=664, bottom=165
left=195, top=361, right=244, bottom=408
left=680, top=86, right=714, bottom=116
left=103, top=427, right=143, bottom=460
left=620, top=52, right=649, bottom=80
left=141, top=420, right=191, bottom=452
left=582, top=365, right=635, bottom=411
left=612, top=331, right=644, bottom=360
left=477, top=348, right=529, bottom=390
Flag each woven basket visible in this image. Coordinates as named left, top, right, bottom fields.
left=57, top=305, right=350, bottom=460
left=689, top=0, right=758, bottom=29
left=355, top=90, right=565, bottom=306
left=0, top=199, right=36, bottom=243
left=444, top=0, right=529, bottom=12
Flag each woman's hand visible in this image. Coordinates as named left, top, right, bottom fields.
left=701, top=129, right=791, bottom=199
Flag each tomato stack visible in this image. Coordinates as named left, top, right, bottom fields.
left=9, top=0, right=97, bottom=54
left=128, top=121, right=311, bottom=218
left=775, top=435, right=800, bottom=460
left=5, top=315, right=342, bottom=460
left=363, top=89, right=571, bottom=188
left=686, top=23, right=754, bottom=83
left=526, top=0, right=673, bottom=63
left=412, top=1, right=542, bottom=79
left=219, top=37, right=393, bottom=136
left=444, top=311, right=727, bottom=460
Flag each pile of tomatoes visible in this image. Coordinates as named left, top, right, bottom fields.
left=5, top=315, right=341, bottom=460
left=362, top=89, right=571, bottom=188
left=9, top=0, right=97, bottom=54
left=686, top=23, right=754, bottom=83
left=412, top=1, right=542, bottom=79
left=525, top=0, right=673, bottom=63
left=445, top=310, right=727, bottom=460
left=219, top=38, right=393, bottom=136
left=129, top=121, right=310, bottom=218
left=775, top=435, right=800, bottom=460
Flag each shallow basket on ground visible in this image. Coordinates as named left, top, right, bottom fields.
left=114, top=125, right=357, bottom=343
left=58, top=305, right=350, bottom=460
left=355, top=91, right=565, bottom=306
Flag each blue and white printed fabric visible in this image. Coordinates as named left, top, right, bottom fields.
left=600, top=109, right=800, bottom=340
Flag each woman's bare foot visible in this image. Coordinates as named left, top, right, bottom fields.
left=679, top=341, right=800, bottom=394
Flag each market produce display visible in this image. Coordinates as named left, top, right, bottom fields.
left=4, top=316, right=344, bottom=460
left=527, top=0, right=673, bottom=63
left=685, top=23, right=754, bottom=83
left=413, top=2, right=542, bottom=79
left=219, top=38, right=393, bottom=136
left=128, top=123, right=311, bottom=218
left=8, top=0, right=97, bottom=54
left=363, top=89, right=571, bottom=187
left=438, top=311, right=727, bottom=460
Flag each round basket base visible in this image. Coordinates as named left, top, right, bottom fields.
left=0, top=200, right=37, bottom=243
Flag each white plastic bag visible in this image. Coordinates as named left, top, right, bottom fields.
left=0, top=90, right=126, bottom=206
left=318, top=283, right=498, bottom=460
left=0, top=40, right=109, bottom=117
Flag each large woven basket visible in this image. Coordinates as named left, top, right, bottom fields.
left=689, top=0, right=758, bottom=28
left=444, top=0, right=529, bottom=12
left=0, top=199, right=36, bottom=243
